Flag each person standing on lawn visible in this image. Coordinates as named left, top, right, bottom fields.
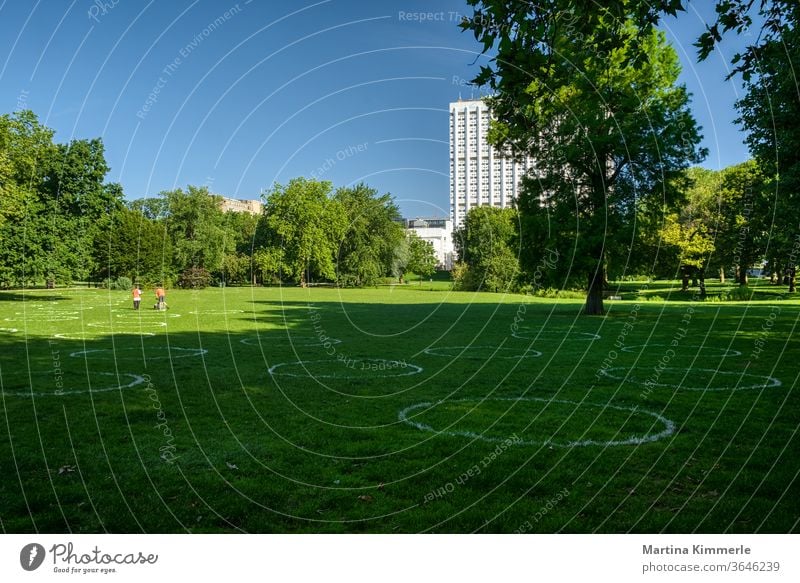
left=155, top=285, right=165, bottom=310
left=132, top=285, right=141, bottom=310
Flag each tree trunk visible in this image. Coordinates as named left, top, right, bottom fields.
left=789, top=266, right=796, bottom=293
left=738, top=263, right=748, bottom=286
left=681, top=269, right=689, bottom=292
left=719, top=267, right=725, bottom=284
left=699, top=271, right=706, bottom=299
left=585, top=269, right=605, bottom=315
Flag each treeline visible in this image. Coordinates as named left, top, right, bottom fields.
left=0, top=111, right=436, bottom=289
left=454, top=0, right=800, bottom=312
left=453, top=160, right=796, bottom=296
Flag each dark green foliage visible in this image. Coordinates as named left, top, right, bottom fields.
left=162, top=185, right=226, bottom=274
left=91, top=207, right=171, bottom=285
left=462, top=1, right=705, bottom=313
left=0, top=110, right=118, bottom=287
left=453, top=206, right=520, bottom=292
left=405, top=231, right=438, bottom=284
left=733, top=11, right=800, bottom=291
left=333, top=184, right=405, bottom=287
left=261, top=178, right=345, bottom=286
left=178, top=266, right=213, bottom=289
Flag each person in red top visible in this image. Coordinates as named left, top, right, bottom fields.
left=155, top=286, right=165, bottom=310
left=132, top=286, right=141, bottom=310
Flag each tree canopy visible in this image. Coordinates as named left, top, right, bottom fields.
left=463, top=1, right=705, bottom=313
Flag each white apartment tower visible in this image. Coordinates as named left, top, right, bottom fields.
left=449, top=98, right=533, bottom=227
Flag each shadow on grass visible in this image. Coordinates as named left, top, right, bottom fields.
left=0, top=295, right=798, bottom=534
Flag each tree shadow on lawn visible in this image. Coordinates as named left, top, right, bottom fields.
left=0, top=297, right=798, bottom=534
left=0, top=291, right=71, bottom=302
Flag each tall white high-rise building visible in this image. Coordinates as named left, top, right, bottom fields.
left=449, top=98, right=533, bottom=227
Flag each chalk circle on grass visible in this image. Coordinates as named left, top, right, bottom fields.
left=88, top=321, right=167, bottom=329
left=423, top=345, right=542, bottom=359
left=599, top=366, right=781, bottom=391
left=4, top=315, right=79, bottom=322
left=69, top=347, right=207, bottom=360
left=240, top=335, right=342, bottom=347
left=0, top=372, right=145, bottom=397
left=53, top=331, right=156, bottom=339
left=115, top=312, right=180, bottom=318
left=398, top=397, right=675, bottom=447
left=512, top=328, right=601, bottom=341
left=269, top=358, right=422, bottom=379
left=620, top=344, right=741, bottom=358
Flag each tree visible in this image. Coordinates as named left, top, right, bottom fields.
left=39, top=138, right=117, bottom=283
left=217, top=210, right=259, bottom=285
left=732, top=13, right=800, bottom=291
left=453, top=206, right=519, bottom=292
left=694, top=2, right=800, bottom=292
left=333, top=183, right=405, bottom=287
left=406, top=231, right=437, bottom=284
left=262, top=178, right=346, bottom=286
left=161, top=185, right=226, bottom=275
left=129, top=196, right=169, bottom=220
left=0, top=110, right=54, bottom=286
left=463, top=2, right=705, bottom=313
left=714, top=161, right=769, bottom=285
left=660, top=210, right=715, bottom=296
left=91, top=206, right=171, bottom=285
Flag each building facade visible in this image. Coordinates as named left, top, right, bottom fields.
left=219, top=197, right=263, bottom=215
left=406, top=217, right=454, bottom=270
left=449, top=98, right=533, bottom=227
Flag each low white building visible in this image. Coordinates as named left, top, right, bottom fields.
left=407, top=217, right=454, bottom=270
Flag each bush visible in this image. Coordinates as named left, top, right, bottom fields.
left=178, top=267, right=212, bottom=289
left=451, top=262, right=477, bottom=291
left=113, top=276, right=132, bottom=291
left=523, top=286, right=585, bottom=299
left=712, top=286, right=754, bottom=302
left=99, top=277, right=132, bottom=290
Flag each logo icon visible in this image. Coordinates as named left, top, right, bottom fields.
left=20, top=543, right=46, bottom=571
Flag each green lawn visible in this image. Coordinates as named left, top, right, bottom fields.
left=0, top=284, right=798, bottom=533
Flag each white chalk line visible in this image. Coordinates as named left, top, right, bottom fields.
left=69, top=347, right=207, bottom=360
left=620, top=344, right=742, bottom=357
left=398, top=397, right=675, bottom=447
left=1, top=372, right=145, bottom=397
left=423, top=345, right=542, bottom=359
left=188, top=309, right=244, bottom=315
left=53, top=332, right=156, bottom=339
left=0, top=327, right=19, bottom=333
left=115, top=312, right=180, bottom=318
left=512, top=329, right=601, bottom=341
left=88, top=322, right=167, bottom=328
left=4, top=315, right=79, bottom=322
left=240, top=335, right=342, bottom=347
left=599, top=366, right=781, bottom=391
left=269, top=358, right=422, bottom=379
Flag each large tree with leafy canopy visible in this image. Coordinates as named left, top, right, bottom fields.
left=332, top=183, right=405, bottom=287
left=462, top=1, right=705, bottom=313
left=720, top=4, right=800, bottom=291
left=262, top=178, right=346, bottom=286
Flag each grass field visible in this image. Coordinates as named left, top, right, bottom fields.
left=0, top=283, right=798, bottom=533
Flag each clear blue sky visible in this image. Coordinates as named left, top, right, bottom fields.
left=0, top=0, right=752, bottom=219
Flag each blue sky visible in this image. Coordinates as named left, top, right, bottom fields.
left=1, top=0, right=753, bottom=218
